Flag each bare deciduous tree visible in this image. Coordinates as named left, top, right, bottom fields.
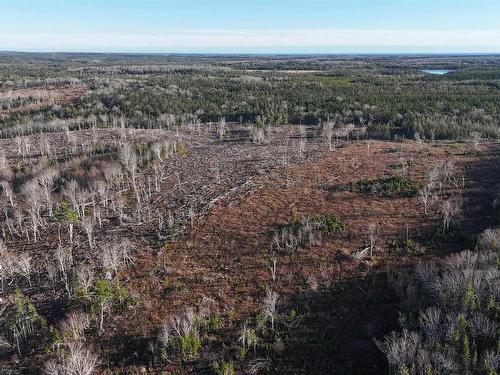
left=322, top=120, right=334, bottom=151
left=100, top=241, right=132, bottom=280
left=59, top=311, right=90, bottom=342
left=0, top=181, right=14, bottom=207
left=0, top=151, right=12, bottom=180
left=103, top=163, right=123, bottom=186
left=418, top=185, right=435, bottom=215
left=119, top=142, right=140, bottom=203
left=44, top=255, right=58, bottom=296
left=441, top=199, right=459, bottom=232
left=92, top=181, right=108, bottom=210
left=23, top=181, right=44, bottom=242
left=152, top=164, right=161, bottom=192
left=0, top=249, right=19, bottom=289
left=76, top=266, right=95, bottom=297
left=44, top=342, right=99, bottom=375
left=470, top=131, right=482, bottom=150
left=367, top=223, right=379, bottom=256
left=477, top=228, right=500, bottom=252
left=81, top=217, right=95, bottom=249
left=55, top=246, right=73, bottom=297
left=120, top=239, right=134, bottom=266
left=238, top=321, right=258, bottom=355
left=150, top=142, right=164, bottom=161
left=427, top=163, right=443, bottom=191
left=262, top=290, right=279, bottom=330
left=37, top=168, right=58, bottom=216
left=75, top=187, right=90, bottom=219
left=298, top=125, right=307, bottom=139
left=216, top=118, right=227, bottom=140
left=268, top=257, right=277, bottom=282
left=63, top=180, right=80, bottom=216
left=17, top=253, right=32, bottom=287
left=298, top=138, right=306, bottom=158
left=250, top=125, right=266, bottom=144
left=443, top=159, right=459, bottom=188
left=115, top=194, right=125, bottom=224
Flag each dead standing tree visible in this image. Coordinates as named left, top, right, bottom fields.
left=441, top=199, right=460, bottom=233
left=100, top=240, right=133, bottom=280
left=81, top=217, right=95, bottom=249
left=63, top=180, right=79, bottom=216
left=470, top=131, right=482, bottom=150
left=16, top=253, right=33, bottom=287
left=262, top=290, right=279, bottom=331
left=418, top=184, right=436, bottom=215
left=321, top=120, right=335, bottom=151
left=0, top=181, right=14, bottom=207
left=216, top=118, right=227, bottom=140
left=56, top=204, right=78, bottom=245
left=0, top=151, right=13, bottom=180
left=76, top=265, right=95, bottom=298
left=367, top=223, right=379, bottom=256
left=119, top=142, right=141, bottom=205
left=92, top=181, right=109, bottom=212
left=37, top=168, right=58, bottom=217
left=44, top=342, right=100, bottom=375
left=22, top=181, right=44, bottom=242
left=55, top=246, right=73, bottom=297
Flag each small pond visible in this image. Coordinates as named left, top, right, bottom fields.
left=422, top=69, right=455, bottom=75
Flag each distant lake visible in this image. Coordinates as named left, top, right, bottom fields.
left=422, top=69, right=454, bottom=75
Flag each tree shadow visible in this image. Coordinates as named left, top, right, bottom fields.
left=275, top=268, right=400, bottom=374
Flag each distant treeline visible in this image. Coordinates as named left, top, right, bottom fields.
left=1, top=54, right=499, bottom=140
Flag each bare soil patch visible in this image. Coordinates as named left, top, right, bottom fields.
left=0, top=85, right=88, bottom=114
left=105, top=140, right=499, bottom=372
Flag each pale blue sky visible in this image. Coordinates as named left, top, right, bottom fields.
left=1, top=0, right=499, bottom=53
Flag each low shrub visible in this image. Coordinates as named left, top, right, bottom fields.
left=309, top=214, right=346, bottom=235
left=89, top=279, right=132, bottom=331
left=273, top=214, right=345, bottom=254
left=343, top=176, right=423, bottom=196
left=159, top=309, right=218, bottom=360
left=169, top=330, right=202, bottom=359
left=212, top=360, right=235, bottom=375
left=389, top=238, right=417, bottom=254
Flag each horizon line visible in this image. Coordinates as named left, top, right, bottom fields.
left=1, top=50, right=500, bottom=56
left=1, top=29, right=499, bottom=53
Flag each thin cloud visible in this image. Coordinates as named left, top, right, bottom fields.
left=1, top=29, right=499, bottom=51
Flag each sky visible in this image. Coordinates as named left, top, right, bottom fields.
left=0, top=0, right=499, bottom=53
